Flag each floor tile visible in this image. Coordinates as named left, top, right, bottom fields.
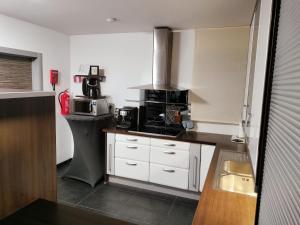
left=56, top=160, right=72, bottom=177
left=57, top=163, right=198, bottom=225
left=57, top=177, right=94, bottom=205
left=78, top=183, right=134, bottom=215
left=119, top=190, right=175, bottom=225
left=77, top=205, right=150, bottom=225
left=160, top=197, right=198, bottom=225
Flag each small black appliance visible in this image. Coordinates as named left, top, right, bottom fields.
left=82, top=76, right=101, bottom=99
left=115, top=107, right=138, bottom=130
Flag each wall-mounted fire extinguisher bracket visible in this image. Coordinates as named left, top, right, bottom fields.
left=58, top=89, right=70, bottom=115
left=50, top=69, right=59, bottom=91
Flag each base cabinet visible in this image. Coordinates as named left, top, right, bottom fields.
left=200, top=145, right=215, bottom=192
left=150, top=147, right=190, bottom=169
left=115, top=158, right=149, bottom=182
left=149, top=163, right=189, bottom=190
left=106, top=133, right=215, bottom=193
left=115, top=142, right=150, bottom=162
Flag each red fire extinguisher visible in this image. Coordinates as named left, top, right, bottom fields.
left=58, top=89, right=70, bottom=115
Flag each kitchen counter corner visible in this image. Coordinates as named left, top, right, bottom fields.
left=192, top=145, right=257, bottom=225
left=0, top=89, right=55, bottom=99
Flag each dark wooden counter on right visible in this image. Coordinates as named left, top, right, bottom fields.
left=180, top=131, right=257, bottom=225
left=192, top=141, right=257, bottom=225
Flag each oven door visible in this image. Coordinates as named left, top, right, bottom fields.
left=73, top=99, right=93, bottom=115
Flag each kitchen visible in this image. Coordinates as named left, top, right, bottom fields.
left=0, top=0, right=299, bottom=225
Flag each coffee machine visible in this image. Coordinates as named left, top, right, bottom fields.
left=115, top=107, right=138, bottom=130
left=82, top=76, right=101, bottom=99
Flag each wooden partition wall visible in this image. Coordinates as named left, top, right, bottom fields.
left=0, top=96, right=56, bottom=219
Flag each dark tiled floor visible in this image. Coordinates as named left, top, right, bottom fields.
left=57, top=161, right=198, bottom=225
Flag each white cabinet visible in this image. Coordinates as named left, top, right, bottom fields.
left=149, top=138, right=190, bottom=190
left=114, top=135, right=150, bottom=181
left=199, top=145, right=215, bottom=192
left=116, top=134, right=150, bottom=145
left=106, top=133, right=115, bottom=175
left=151, top=138, right=190, bottom=151
left=115, top=142, right=150, bottom=162
left=115, top=158, right=149, bottom=182
left=106, top=133, right=215, bottom=193
left=150, top=146, right=190, bottom=169
left=149, top=163, right=189, bottom=190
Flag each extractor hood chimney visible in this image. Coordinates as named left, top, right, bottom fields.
left=152, top=27, right=172, bottom=88
left=130, top=27, right=187, bottom=91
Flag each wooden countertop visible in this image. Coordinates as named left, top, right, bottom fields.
left=192, top=145, right=257, bottom=225
left=0, top=88, right=55, bottom=99
left=104, top=128, right=257, bottom=225
left=103, top=128, right=234, bottom=146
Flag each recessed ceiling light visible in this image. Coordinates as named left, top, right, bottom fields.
left=106, top=18, right=118, bottom=23
left=28, top=0, right=47, bottom=3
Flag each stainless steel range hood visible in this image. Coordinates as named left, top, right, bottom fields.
left=130, top=27, right=188, bottom=91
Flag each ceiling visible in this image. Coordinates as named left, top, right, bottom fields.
left=0, top=0, right=257, bottom=35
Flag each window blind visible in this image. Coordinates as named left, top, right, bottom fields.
left=0, top=55, right=32, bottom=89
left=258, top=0, right=300, bottom=224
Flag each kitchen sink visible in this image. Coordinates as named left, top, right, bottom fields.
left=214, top=150, right=257, bottom=196
left=219, top=173, right=255, bottom=196
left=222, top=160, right=252, bottom=176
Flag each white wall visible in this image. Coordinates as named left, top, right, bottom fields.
left=190, top=27, right=249, bottom=124
left=70, top=29, right=249, bottom=135
left=171, top=29, right=243, bottom=135
left=70, top=33, right=153, bottom=107
left=0, top=14, right=72, bottom=164
left=246, top=0, right=273, bottom=175
left=171, top=30, right=195, bottom=88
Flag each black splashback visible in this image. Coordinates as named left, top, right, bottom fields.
left=139, top=89, right=189, bottom=135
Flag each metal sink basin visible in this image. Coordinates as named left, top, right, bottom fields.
left=219, top=174, right=255, bottom=196
left=214, top=150, right=257, bottom=196
left=222, top=160, right=252, bottom=176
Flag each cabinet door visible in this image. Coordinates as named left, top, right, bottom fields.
left=115, top=141, right=150, bottom=162
left=150, top=146, right=190, bottom=169
left=149, top=163, right=189, bottom=190
left=116, top=134, right=150, bottom=145
left=106, top=133, right=115, bottom=175
left=188, top=144, right=201, bottom=192
left=151, top=138, right=190, bottom=151
left=115, top=158, right=149, bottom=182
left=200, top=145, right=215, bottom=192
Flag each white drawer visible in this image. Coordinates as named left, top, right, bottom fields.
left=150, top=147, right=190, bottom=169
left=115, top=141, right=150, bottom=162
left=149, top=163, right=188, bottom=190
left=116, top=134, right=150, bottom=145
left=151, top=138, right=190, bottom=151
left=115, top=158, right=149, bottom=182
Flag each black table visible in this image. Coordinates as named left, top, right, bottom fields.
left=64, top=114, right=113, bottom=187
left=1, top=199, right=135, bottom=225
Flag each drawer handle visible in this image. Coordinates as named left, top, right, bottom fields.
left=127, top=138, right=138, bottom=141
left=163, top=169, right=175, bottom=173
left=108, top=144, right=112, bottom=172
left=164, top=143, right=176, bottom=147
left=163, top=151, right=176, bottom=155
left=126, top=145, right=138, bottom=149
left=126, top=162, right=137, bottom=166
